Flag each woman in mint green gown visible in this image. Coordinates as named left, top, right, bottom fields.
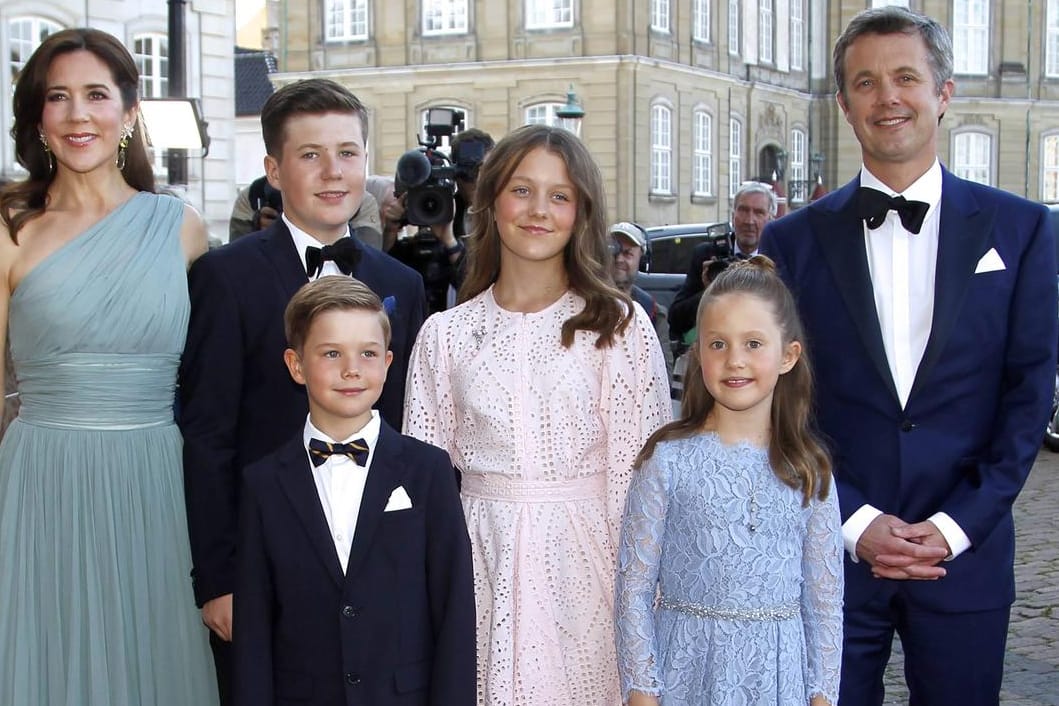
left=0, top=29, right=217, bottom=705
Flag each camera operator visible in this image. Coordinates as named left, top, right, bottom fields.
left=668, top=181, right=777, bottom=344
left=390, top=114, right=493, bottom=314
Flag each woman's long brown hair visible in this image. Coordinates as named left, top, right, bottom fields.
left=459, top=124, right=632, bottom=348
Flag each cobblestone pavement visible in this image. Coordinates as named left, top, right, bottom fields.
left=880, top=449, right=1059, bottom=705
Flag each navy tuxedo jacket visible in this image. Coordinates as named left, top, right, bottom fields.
left=233, top=422, right=475, bottom=706
left=760, top=169, right=1056, bottom=612
left=179, top=221, right=427, bottom=605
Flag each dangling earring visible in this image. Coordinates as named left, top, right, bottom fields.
left=38, top=130, right=55, bottom=175
left=116, top=122, right=134, bottom=171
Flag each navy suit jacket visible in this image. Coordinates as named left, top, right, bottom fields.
left=760, top=169, right=1056, bottom=612
left=179, top=221, right=427, bottom=606
left=233, top=422, right=476, bottom=706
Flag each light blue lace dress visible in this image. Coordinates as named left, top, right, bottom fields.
left=615, top=433, right=843, bottom=705
left=0, top=193, right=217, bottom=705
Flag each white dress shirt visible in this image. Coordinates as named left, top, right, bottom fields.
left=303, top=411, right=381, bottom=573
left=283, top=213, right=354, bottom=279
left=843, top=161, right=971, bottom=562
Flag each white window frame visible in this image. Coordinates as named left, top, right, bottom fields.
left=651, top=0, right=670, bottom=33
left=325, top=0, right=368, bottom=42
left=728, top=0, right=740, bottom=56
left=789, top=128, right=807, bottom=203
left=526, top=0, right=573, bottom=30
left=524, top=102, right=580, bottom=136
left=692, top=110, right=713, bottom=197
left=651, top=104, right=673, bottom=194
left=952, top=130, right=993, bottom=185
left=1049, top=0, right=1059, bottom=77
left=6, top=17, right=63, bottom=173
left=759, top=0, right=774, bottom=64
left=423, top=0, right=468, bottom=36
left=133, top=33, right=169, bottom=99
left=953, top=0, right=989, bottom=75
left=729, top=117, right=743, bottom=197
left=871, top=0, right=909, bottom=6
left=1042, top=133, right=1059, bottom=201
left=692, top=0, right=710, bottom=42
left=790, top=0, right=804, bottom=70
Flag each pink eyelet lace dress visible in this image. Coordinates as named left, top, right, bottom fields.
left=403, top=286, right=671, bottom=705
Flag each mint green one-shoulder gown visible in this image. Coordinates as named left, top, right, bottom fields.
left=0, top=192, right=217, bottom=705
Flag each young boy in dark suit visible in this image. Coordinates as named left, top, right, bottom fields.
left=234, top=276, right=474, bottom=706
left=179, top=79, right=426, bottom=702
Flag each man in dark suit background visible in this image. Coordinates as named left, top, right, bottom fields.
left=667, top=181, right=776, bottom=344
left=761, top=8, right=1057, bottom=705
left=179, top=78, right=427, bottom=705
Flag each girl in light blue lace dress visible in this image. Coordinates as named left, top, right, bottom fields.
left=615, top=257, right=843, bottom=706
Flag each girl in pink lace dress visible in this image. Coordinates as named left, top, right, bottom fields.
left=403, top=125, right=671, bottom=705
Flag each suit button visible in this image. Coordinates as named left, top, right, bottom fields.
left=345, top=673, right=361, bottom=686
left=341, top=605, right=357, bottom=618
left=901, top=419, right=915, bottom=432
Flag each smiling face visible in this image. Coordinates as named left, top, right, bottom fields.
left=284, top=308, right=393, bottom=440
left=836, top=31, right=953, bottom=189
left=265, top=111, right=367, bottom=243
left=493, top=146, right=579, bottom=271
left=38, top=49, right=136, bottom=177
left=697, top=292, right=800, bottom=423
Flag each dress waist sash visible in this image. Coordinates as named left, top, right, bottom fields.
left=460, top=472, right=606, bottom=503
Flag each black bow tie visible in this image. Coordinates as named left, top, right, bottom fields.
left=305, top=238, right=360, bottom=277
left=856, top=187, right=930, bottom=235
left=308, top=437, right=370, bottom=467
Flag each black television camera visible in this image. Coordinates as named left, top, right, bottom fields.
left=394, top=108, right=466, bottom=227
left=700, top=223, right=738, bottom=282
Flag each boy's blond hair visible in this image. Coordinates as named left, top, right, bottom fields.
left=284, top=276, right=391, bottom=352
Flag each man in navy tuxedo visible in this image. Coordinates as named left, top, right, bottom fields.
left=761, top=8, right=1056, bottom=705
left=179, top=79, right=426, bottom=704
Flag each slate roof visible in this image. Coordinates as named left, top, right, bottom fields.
left=234, top=47, right=277, bottom=117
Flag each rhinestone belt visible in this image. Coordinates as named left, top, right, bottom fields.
left=658, top=596, right=800, bottom=622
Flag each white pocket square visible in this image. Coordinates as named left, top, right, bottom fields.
left=384, top=485, right=413, bottom=512
left=974, top=248, right=1005, bottom=274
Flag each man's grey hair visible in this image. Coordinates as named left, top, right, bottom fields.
left=833, top=6, right=953, bottom=101
left=733, top=181, right=778, bottom=218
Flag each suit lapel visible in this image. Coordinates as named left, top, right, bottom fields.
left=274, top=438, right=345, bottom=589
left=909, top=170, right=992, bottom=400
left=258, top=220, right=310, bottom=297
left=343, top=423, right=407, bottom=581
left=812, top=180, right=900, bottom=404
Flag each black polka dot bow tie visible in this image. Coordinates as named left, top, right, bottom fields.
left=308, top=438, right=369, bottom=467
left=856, top=187, right=930, bottom=235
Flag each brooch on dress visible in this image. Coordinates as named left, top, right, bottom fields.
left=471, top=326, right=487, bottom=348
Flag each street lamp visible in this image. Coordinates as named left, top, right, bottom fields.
left=774, top=148, right=788, bottom=180
left=139, top=98, right=211, bottom=154
left=811, top=152, right=825, bottom=180
left=555, top=85, right=585, bottom=136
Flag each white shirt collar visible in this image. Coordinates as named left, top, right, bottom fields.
left=283, top=213, right=353, bottom=278
left=302, top=410, right=381, bottom=456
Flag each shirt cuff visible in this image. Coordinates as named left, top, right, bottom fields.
left=841, top=505, right=882, bottom=562
left=927, top=512, right=971, bottom=560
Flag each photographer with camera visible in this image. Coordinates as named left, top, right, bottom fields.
left=390, top=111, right=493, bottom=314
left=667, top=181, right=777, bottom=344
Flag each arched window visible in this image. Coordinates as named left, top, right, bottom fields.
left=8, top=16, right=62, bottom=82
left=692, top=110, right=713, bottom=196
left=651, top=104, right=673, bottom=194
left=789, top=128, right=806, bottom=203
left=729, top=116, right=743, bottom=197
left=952, top=130, right=993, bottom=185
left=1042, top=133, right=1059, bottom=201
left=133, top=33, right=169, bottom=99
left=524, top=103, right=580, bottom=136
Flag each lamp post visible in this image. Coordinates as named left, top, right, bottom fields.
left=555, top=85, right=585, bottom=136
left=774, top=148, right=788, bottom=181
left=167, top=0, right=187, bottom=186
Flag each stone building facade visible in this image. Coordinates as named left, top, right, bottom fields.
left=268, top=0, right=1059, bottom=227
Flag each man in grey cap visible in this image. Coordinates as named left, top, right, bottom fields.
left=609, top=221, right=673, bottom=376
